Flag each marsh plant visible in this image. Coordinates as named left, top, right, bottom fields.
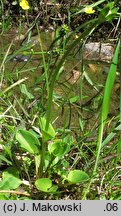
left=0, top=0, right=121, bottom=199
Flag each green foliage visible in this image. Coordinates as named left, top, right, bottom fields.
left=48, top=139, right=68, bottom=157
left=99, top=2, right=119, bottom=22
left=20, top=84, right=34, bottom=99
left=0, top=155, right=12, bottom=166
left=66, top=170, right=89, bottom=184
left=82, top=39, right=120, bottom=199
left=16, top=129, right=41, bottom=154
left=101, top=40, right=120, bottom=123
left=39, top=117, right=56, bottom=142
left=0, top=0, right=121, bottom=200
left=35, top=178, right=58, bottom=193
left=0, top=167, right=22, bottom=190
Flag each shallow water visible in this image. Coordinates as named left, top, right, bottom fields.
left=0, top=31, right=120, bottom=132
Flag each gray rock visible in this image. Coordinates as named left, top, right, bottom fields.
left=83, top=42, right=114, bottom=62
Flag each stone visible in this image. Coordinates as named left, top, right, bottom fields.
left=83, top=42, right=114, bottom=62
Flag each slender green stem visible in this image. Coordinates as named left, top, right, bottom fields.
left=39, top=20, right=98, bottom=177
left=39, top=139, right=46, bottom=177
left=36, top=24, right=49, bottom=95
left=45, top=21, right=98, bottom=131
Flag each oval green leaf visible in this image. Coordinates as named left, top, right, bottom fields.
left=35, top=178, right=58, bottom=193
left=16, top=129, right=41, bottom=154
left=35, top=178, right=52, bottom=192
left=67, top=170, right=89, bottom=184
left=0, top=177, right=22, bottom=190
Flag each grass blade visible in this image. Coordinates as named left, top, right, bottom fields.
left=95, top=39, right=120, bottom=172
left=83, top=39, right=120, bottom=199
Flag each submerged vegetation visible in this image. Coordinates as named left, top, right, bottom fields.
left=0, top=0, right=121, bottom=200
